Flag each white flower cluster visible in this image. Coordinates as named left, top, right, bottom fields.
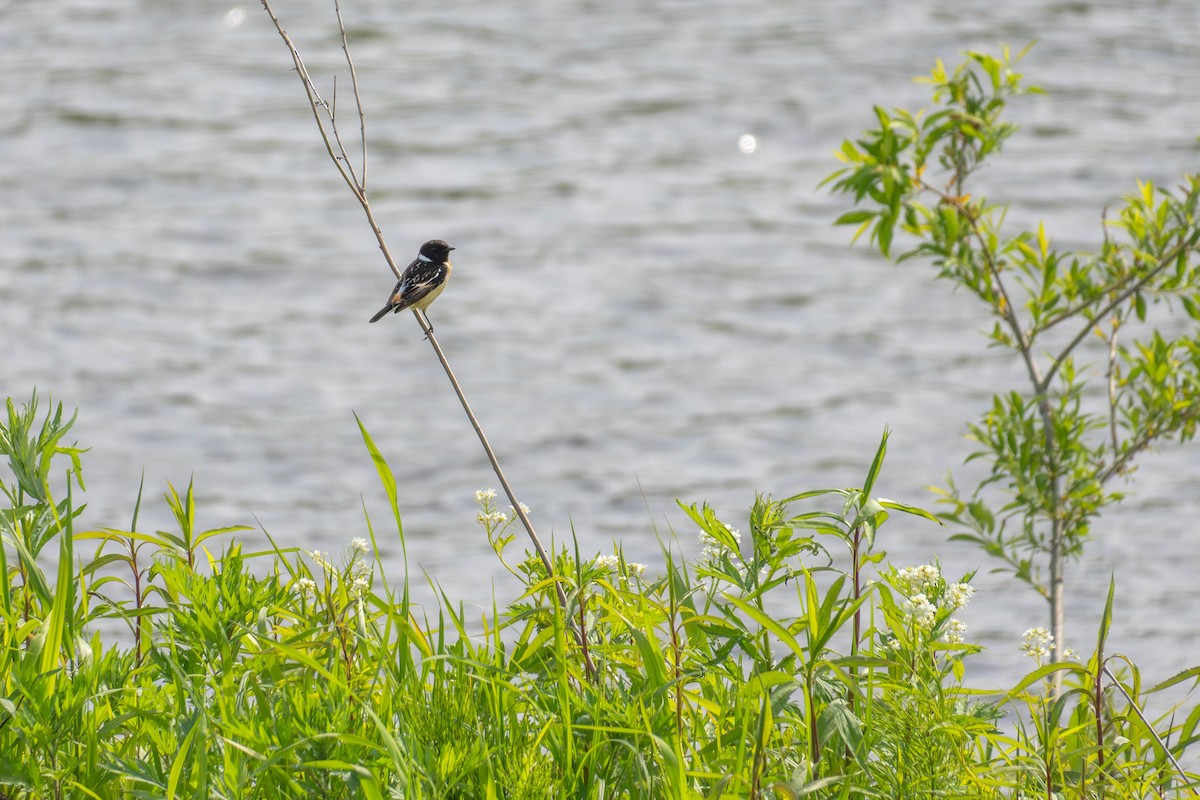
left=700, top=524, right=741, bottom=561
left=895, top=563, right=941, bottom=597
left=596, top=554, right=620, bottom=571
left=300, top=541, right=373, bottom=599
left=947, top=581, right=975, bottom=610
left=346, top=553, right=371, bottom=599
left=309, top=550, right=333, bottom=571
left=1021, top=627, right=1054, bottom=661
left=903, top=593, right=938, bottom=631
left=892, top=563, right=973, bottom=644
left=474, top=489, right=531, bottom=529
left=595, top=553, right=647, bottom=577
left=477, top=509, right=508, bottom=526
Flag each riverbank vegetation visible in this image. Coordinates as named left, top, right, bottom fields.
left=2, top=393, right=1197, bottom=798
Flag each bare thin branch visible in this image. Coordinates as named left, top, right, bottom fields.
left=325, top=75, right=363, bottom=190
left=260, top=3, right=591, bottom=681
left=260, top=0, right=401, bottom=280
left=260, top=0, right=361, bottom=200
left=334, top=0, right=368, bottom=189
left=415, top=310, right=597, bottom=680
left=412, top=310, right=556, bottom=589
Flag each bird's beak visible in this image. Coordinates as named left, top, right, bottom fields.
left=449, top=247, right=456, bottom=251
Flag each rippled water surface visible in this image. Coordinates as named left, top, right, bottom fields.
left=4, top=0, right=1200, bottom=685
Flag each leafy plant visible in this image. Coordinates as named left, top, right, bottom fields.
left=825, top=46, right=1200, bottom=667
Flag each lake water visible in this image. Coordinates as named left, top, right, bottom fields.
left=3, top=0, right=1200, bottom=689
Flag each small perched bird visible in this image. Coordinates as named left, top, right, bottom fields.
left=369, top=239, right=455, bottom=323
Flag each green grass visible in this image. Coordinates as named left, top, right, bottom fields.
left=2, top=392, right=1198, bottom=799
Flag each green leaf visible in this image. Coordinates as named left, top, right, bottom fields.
left=1096, top=575, right=1115, bottom=656
left=36, top=480, right=76, bottom=692
left=876, top=208, right=898, bottom=258
left=780, top=488, right=846, bottom=504
left=861, top=429, right=889, bottom=498
left=722, top=593, right=805, bottom=662
left=1007, top=662, right=1084, bottom=697
left=1144, top=665, right=1200, bottom=694
left=166, top=712, right=204, bottom=799
left=834, top=209, right=876, bottom=226
left=876, top=499, right=944, bottom=525
left=356, top=413, right=406, bottom=555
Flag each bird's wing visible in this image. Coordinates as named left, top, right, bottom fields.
left=394, top=262, right=448, bottom=308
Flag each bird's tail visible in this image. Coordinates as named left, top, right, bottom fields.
left=368, top=304, right=394, bottom=323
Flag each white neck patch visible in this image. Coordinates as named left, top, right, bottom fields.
left=418, top=253, right=433, bottom=262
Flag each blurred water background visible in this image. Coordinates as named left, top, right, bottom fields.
left=3, top=0, right=1199, bottom=688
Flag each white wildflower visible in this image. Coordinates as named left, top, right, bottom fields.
left=309, top=550, right=332, bottom=570
left=296, top=577, right=317, bottom=596
left=903, top=593, right=938, bottom=630
left=475, top=488, right=497, bottom=504
left=943, top=617, right=968, bottom=644
left=352, top=576, right=370, bottom=597
left=596, top=554, right=620, bottom=572
left=509, top=502, right=531, bottom=516
left=947, top=582, right=975, bottom=610
left=896, top=563, right=941, bottom=596
left=1021, top=627, right=1055, bottom=661
left=350, top=537, right=369, bottom=555
left=477, top=509, right=508, bottom=527
left=628, top=562, right=647, bottom=577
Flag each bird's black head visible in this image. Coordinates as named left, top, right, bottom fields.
left=419, top=239, right=455, bottom=262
